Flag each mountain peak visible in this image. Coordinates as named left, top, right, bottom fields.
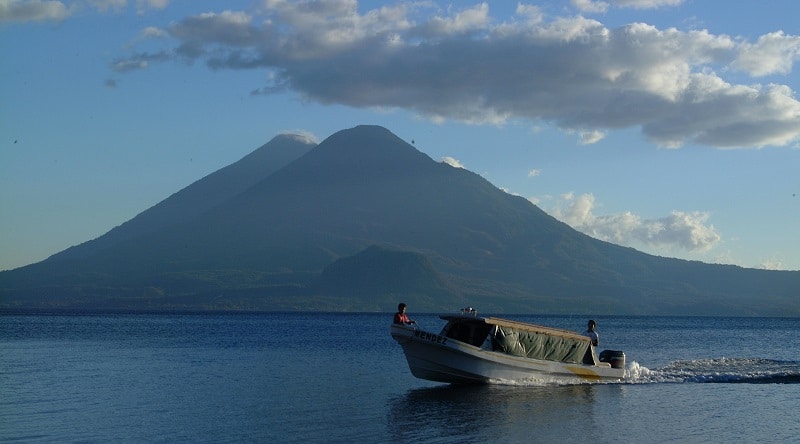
left=271, top=132, right=319, bottom=146
left=321, top=125, right=418, bottom=154
left=298, top=125, right=433, bottom=175
left=237, top=132, right=317, bottom=173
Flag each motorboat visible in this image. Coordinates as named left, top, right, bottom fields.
left=391, top=308, right=625, bottom=384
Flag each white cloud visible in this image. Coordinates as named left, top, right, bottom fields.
left=136, top=0, right=169, bottom=13
left=0, top=0, right=172, bottom=22
left=441, top=156, right=465, bottom=168
left=578, top=130, right=606, bottom=145
left=111, top=58, right=148, bottom=72
left=571, top=0, right=609, bottom=14
left=613, top=0, right=683, bottom=9
left=0, top=0, right=70, bottom=22
left=86, top=0, right=126, bottom=13
left=421, top=2, right=490, bottom=36
left=87, top=0, right=171, bottom=14
left=550, top=193, right=721, bottom=252
left=514, top=3, right=543, bottom=24
left=732, top=31, right=800, bottom=77
left=758, top=257, right=786, bottom=271
left=110, top=50, right=170, bottom=72
left=527, top=169, right=541, bottom=177
left=139, top=26, right=167, bottom=39
left=280, top=129, right=319, bottom=145
left=573, top=0, right=683, bottom=13
left=107, top=1, right=800, bottom=149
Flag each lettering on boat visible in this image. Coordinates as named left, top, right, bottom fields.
left=413, top=330, right=447, bottom=345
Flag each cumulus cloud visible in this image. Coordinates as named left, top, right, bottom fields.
left=613, top=0, right=684, bottom=9
left=107, top=1, right=800, bottom=149
left=550, top=192, right=721, bottom=252
left=85, top=0, right=171, bottom=14
left=110, top=50, right=170, bottom=72
left=578, top=130, right=606, bottom=145
left=571, top=0, right=684, bottom=14
left=571, top=0, right=609, bottom=14
left=758, top=258, right=786, bottom=271
left=139, top=26, right=167, bottom=39
left=135, top=0, right=168, bottom=13
left=86, top=0, right=125, bottom=13
left=0, top=0, right=172, bottom=22
left=0, top=0, right=70, bottom=22
left=732, top=31, right=800, bottom=77
left=88, top=0, right=170, bottom=13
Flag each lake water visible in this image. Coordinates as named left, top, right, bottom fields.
left=1, top=312, right=798, bottom=442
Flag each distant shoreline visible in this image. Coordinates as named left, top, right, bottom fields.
left=1, top=308, right=797, bottom=319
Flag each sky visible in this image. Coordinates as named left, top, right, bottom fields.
left=1, top=0, right=799, bottom=272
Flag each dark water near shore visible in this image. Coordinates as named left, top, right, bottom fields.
left=2, top=312, right=799, bottom=442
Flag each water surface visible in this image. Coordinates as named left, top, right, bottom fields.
left=2, top=313, right=798, bottom=442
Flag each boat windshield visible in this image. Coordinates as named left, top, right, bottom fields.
left=439, top=317, right=492, bottom=347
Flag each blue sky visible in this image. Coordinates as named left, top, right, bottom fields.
left=1, top=0, right=799, bottom=272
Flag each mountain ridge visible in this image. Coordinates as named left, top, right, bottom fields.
left=1, top=125, right=798, bottom=315
left=46, top=134, right=316, bottom=263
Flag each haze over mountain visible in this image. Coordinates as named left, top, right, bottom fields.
left=1, top=126, right=798, bottom=315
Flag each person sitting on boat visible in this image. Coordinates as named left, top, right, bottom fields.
left=393, top=303, right=416, bottom=325
left=583, top=320, right=599, bottom=346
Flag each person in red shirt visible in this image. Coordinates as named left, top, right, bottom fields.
left=393, top=303, right=416, bottom=325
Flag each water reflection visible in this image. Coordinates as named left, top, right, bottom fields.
left=387, top=384, right=624, bottom=442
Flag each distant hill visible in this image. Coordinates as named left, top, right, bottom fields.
left=314, top=245, right=464, bottom=311
left=1, top=125, right=798, bottom=315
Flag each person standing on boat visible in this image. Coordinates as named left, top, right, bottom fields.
left=584, top=320, right=599, bottom=346
left=394, top=303, right=416, bottom=325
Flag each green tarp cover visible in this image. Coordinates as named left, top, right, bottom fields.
left=493, top=326, right=589, bottom=364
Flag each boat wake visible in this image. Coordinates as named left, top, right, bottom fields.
left=626, top=358, right=800, bottom=384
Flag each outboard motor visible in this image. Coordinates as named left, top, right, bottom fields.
left=599, top=350, right=626, bottom=369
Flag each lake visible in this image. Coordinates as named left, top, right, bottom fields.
left=1, top=312, right=798, bottom=442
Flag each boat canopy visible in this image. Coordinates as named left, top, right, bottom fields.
left=485, top=317, right=590, bottom=364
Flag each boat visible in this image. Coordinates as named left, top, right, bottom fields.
left=391, top=308, right=626, bottom=384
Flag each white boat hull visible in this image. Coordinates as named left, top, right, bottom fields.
left=391, top=324, right=624, bottom=384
